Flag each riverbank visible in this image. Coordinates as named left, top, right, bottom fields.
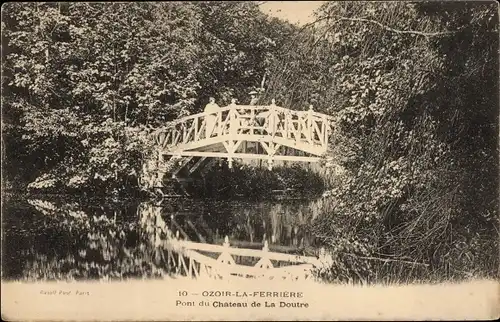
left=2, top=278, right=498, bottom=320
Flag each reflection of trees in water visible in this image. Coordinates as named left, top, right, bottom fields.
left=269, top=203, right=282, bottom=243
left=9, top=199, right=167, bottom=281
left=243, top=207, right=255, bottom=243
left=4, top=197, right=331, bottom=281
left=138, top=202, right=167, bottom=247
left=228, top=200, right=322, bottom=249
left=138, top=199, right=326, bottom=249
left=148, top=198, right=327, bottom=249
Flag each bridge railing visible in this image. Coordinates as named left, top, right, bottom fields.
left=152, top=100, right=334, bottom=155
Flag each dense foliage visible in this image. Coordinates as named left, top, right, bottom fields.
left=265, top=1, right=498, bottom=283
left=2, top=2, right=292, bottom=194
left=199, top=161, right=325, bottom=199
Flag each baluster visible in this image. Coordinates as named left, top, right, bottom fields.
left=230, top=101, right=237, bottom=137
left=322, top=116, right=327, bottom=147
left=225, top=99, right=236, bottom=136
left=270, top=99, right=276, bottom=136
left=250, top=107, right=255, bottom=135
left=308, top=105, right=314, bottom=143
left=217, top=105, right=222, bottom=136
left=285, top=107, right=289, bottom=140
left=195, top=117, right=199, bottom=141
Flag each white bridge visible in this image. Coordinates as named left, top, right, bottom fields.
left=142, top=100, right=335, bottom=189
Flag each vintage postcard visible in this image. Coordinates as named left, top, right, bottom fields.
left=1, top=1, right=499, bottom=321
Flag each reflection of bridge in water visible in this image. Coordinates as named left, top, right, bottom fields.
left=141, top=100, right=335, bottom=190
left=19, top=199, right=332, bottom=281
left=140, top=203, right=332, bottom=282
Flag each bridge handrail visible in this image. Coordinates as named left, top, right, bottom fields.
left=154, top=104, right=335, bottom=132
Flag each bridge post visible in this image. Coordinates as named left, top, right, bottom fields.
left=308, top=105, right=314, bottom=143
left=269, top=99, right=276, bottom=137
left=265, top=100, right=277, bottom=171
left=285, top=108, right=293, bottom=141
left=226, top=100, right=239, bottom=169
left=229, top=99, right=238, bottom=137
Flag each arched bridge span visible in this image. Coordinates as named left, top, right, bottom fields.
left=142, top=100, right=335, bottom=191
left=152, top=100, right=334, bottom=168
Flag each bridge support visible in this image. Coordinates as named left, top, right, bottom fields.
left=171, top=156, right=193, bottom=178
left=222, top=140, right=243, bottom=169
left=189, top=157, right=207, bottom=174
left=260, top=141, right=280, bottom=170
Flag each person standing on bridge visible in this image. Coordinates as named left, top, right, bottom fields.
left=249, top=90, right=260, bottom=106
left=204, top=97, right=219, bottom=138
left=250, top=90, right=265, bottom=127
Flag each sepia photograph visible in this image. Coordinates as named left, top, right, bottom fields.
left=1, top=1, right=499, bottom=320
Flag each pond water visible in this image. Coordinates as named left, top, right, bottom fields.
left=2, top=196, right=329, bottom=281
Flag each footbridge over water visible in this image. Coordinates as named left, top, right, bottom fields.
left=141, top=99, right=335, bottom=190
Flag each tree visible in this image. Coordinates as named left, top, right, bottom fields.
left=1, top=2, right=294, bottom=194
left=265, top=1, right=498, bottom=282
